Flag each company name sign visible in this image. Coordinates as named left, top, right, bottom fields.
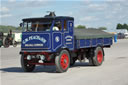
left=23, top=35, right=46, bottom=44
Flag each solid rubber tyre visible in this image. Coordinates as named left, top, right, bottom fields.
left=21, top=55, right=35, bottom=72
left=89, top=47, right=104, bottom=66
left=93, top=47, right=104, bottom=66
left=55, top=50, right=70, bottom=73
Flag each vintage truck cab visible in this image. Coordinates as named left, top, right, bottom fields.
left=20, top=12, right=113, bottom=73
left=21, top=15, right=74, bottom=53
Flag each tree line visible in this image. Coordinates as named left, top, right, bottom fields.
left=75, top=25, right=107, bottom=30
left=0, top=25, right=107, bottom=33
left=75, top=23, right=128, bottom=31
left=116, top=23, right=128, bottom=31
left=0, top=25, right=21, bottom=33
left=1, top=23, right=127, bottom=33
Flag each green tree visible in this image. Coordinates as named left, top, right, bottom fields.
left=0, top=25, right=22, bottom=33
left=17, top=27, right=22, bottom=30
left=116, top=23, right=128, bottom=31
left=75, top=25, right=86, bottom=29
left=98, top=27, right=107, bottom=30
left=123, top=23, right=128, bottom=30
left=116, top=23, right=123, bottom=29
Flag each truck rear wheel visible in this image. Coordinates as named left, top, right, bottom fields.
left=21, top=55, right=35, bottom=72
left=89, top=47, right=104, bottom=66
left=55, top=50, right=70, bottom=73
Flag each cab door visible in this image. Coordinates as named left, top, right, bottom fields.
left=52, top=20, right=63, bottom=51
left=63, top=20, right=74, bottom=50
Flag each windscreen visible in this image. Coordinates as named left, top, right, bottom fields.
left=22, top=21, right=52, bottom=32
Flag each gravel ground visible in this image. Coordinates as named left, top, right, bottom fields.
left=0, top=39, right=128, bottom=85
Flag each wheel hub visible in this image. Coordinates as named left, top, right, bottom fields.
left=60, top=54, right=69, bottom=70
left=97, top=51, right=103, bottom=63
left=64, top=59, right=67, bottom=63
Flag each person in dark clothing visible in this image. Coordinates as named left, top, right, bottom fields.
left=0, top=32, right=4, bottom=47
left=0, top=32, right=4, bottom=41
left=8, top=30, right=12, bottom=38
left=6, top=30, right=13, bottom=45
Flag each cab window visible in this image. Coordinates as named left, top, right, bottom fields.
left=23, top=21, right=52, bottom=32
left=64, top=20, right=67, bottom=31
left=53, top=20, right=62, bottom=31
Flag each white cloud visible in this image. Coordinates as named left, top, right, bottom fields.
left=5, top=0, right=49, bottom=9
left=0, top=6, right=12, bottom=18
left=88, top=3, right=107, bottom=11
left=88, top=4, right=100, bottom=8
left=106, top=0, right=127, bottom=1
left=68, top=12, right=73, bottom=16
left=13, top=0, right=49, bottom=1
left=0, top=7, right=10, bottom=13
left=80, top=16, right=99, bottom=22
left=8, top=0, right=16, bottom=2
left=1, top=0, right=128, bottom=29
left=0, top=14, right=12, bottom=18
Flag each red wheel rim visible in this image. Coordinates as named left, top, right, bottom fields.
left=60, top=53, right=69, bottom=70
left=97, top=51, right=103, bottom=63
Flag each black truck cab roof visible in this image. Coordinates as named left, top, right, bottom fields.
left=23, top=16, right=74, bottom=22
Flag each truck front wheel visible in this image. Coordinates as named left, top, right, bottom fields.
left=55, top=50, right=70, bottom=73
left=89, top=47, right=104, bottom=66
left=21, top=55, right=35, bottom=72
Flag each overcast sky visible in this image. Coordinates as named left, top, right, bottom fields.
left=0, top=0, right=128, bottom=31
